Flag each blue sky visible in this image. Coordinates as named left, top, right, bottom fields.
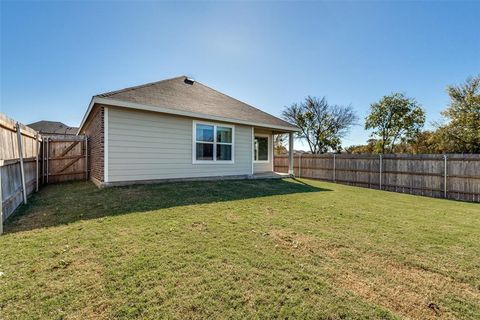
left=1, top=1, right=479, bottom=148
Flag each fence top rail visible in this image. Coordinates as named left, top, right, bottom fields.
left=0, top=112, right=42, bottom=140
left=44, top=135, right=86, bottom=141
left=276, top=153, right=480, bottom=160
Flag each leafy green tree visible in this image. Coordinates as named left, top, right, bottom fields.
left=345, top=139, right=378, bottom=154
left=394, top=130, right=444, bottom=154
left=365, top=93, right=426, bottom=153
left=438, top=75, right=480, bottom=153
left=282, top=96, right=357, bottom=154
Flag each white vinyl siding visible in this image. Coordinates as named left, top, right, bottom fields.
left=253, top=129, right=274, bottom=173
left=107, top=107, right=252, bottom=182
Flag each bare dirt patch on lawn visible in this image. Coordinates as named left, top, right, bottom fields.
left=269, top=228, right=480, bottom=319
left=189, top=221, right=208, bottom=232
left=270, top=229, right=343, bottom=258
left=333, top=254, right=480, bottom=319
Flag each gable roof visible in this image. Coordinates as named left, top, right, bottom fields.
left=78, top=76, right=298, bottom=133
left=28, top=120, right=78, bottom=135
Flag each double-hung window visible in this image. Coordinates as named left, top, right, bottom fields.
left=193, top=121, right=234, bottom=163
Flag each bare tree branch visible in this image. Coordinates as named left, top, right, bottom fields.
left=282, top=96, right=358, bottom=154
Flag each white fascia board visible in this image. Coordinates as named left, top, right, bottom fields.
left=77, top=97, right=95, bottom=135
left=78, top=96, right=300, bottom=134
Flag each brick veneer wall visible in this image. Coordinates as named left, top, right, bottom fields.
left=83, top=105, right=104, bottom=183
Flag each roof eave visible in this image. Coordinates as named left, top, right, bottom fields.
left=77, top=97, right=96, bottom=135
left=78, top=96, right=300, bottom=134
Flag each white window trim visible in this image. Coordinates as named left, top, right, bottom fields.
left=192, top=120, right=235, bottom=164
left=253, top=133, right=270, bottom=163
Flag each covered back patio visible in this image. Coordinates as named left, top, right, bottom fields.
left=252, top=127, right=295, bottom=177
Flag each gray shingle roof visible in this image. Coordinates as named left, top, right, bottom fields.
left=28, top=121, right=78, bottom=135
left=94, top=76, right=298, bottom=131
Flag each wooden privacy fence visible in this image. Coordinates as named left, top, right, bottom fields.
left=1, top=113, right=88, bottom=234
left=274, top=153, right=480, bottom=202
left=1, top=114, right=42, bottom=233
left=43, top=136, right=88, bottom=184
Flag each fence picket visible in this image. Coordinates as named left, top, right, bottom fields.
left=1, top=113, right=88, bottom=231
left=274, top=153, right=480, bottom=202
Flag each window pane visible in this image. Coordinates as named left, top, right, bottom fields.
left=217, top=127, right=232, bottom=143
left=216, top=144, right=232, bottom=161
left=254, top=137, right=268, bottom=161
left=196, top=124, right=214, bottom=142
left=196, top=143, right=213, bottom=160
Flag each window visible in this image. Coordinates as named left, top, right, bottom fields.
left=254, top=135, right=269, bottom=162
left=193, top=121, right=234, bottom=163
left=195, top=124, right=214, bottom=160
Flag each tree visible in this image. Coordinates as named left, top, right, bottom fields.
left=437, top=75, right=480, bottom=153
left=345, top=139, right=378, bottom=154
left=365, top=93, right=426, bottom=154
left=401, top=130, right=438, bottom=154
left=282, top=96, right=357, bottom=154
left=273, top=134, right=288, bottom=155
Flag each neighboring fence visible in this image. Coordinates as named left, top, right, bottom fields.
left=0, top=113, right=42, bottom=230
left=274, top=153, right=480, bottom=202
left=1, top=113, right=88, bottom=234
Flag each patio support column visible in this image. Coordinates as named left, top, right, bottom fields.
left=288, top=132, right=294, bottom=176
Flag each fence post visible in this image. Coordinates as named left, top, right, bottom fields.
left=333, top=154, right=336, bottom=182
left=46, top=138, right=49, bottom=184
left=379, top=154, right=383, bottom=190
left=42, top=138, right=45, bottom=184
left=444, top=154, right=448, bottom=198
left=85, top=136, right=88, bottom=181
left=16, top=123, right=27, bottom=204
left=298, top=153, right=302, bottom=178
left=35, top=134, right=39, bottom=192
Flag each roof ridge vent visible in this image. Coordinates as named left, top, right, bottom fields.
left=184, top=77, right=195, bottom=85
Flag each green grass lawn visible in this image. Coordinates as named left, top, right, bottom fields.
left=1, top=179, right=479, bottom=319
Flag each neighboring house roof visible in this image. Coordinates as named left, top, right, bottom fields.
left=78, top=76, right=299, bottom=133
left=28, top=120, right=78, bottom=135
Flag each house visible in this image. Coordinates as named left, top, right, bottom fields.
left=77, top=76, right=298, bottom=187
left=28, top=120, right=78, bottom=137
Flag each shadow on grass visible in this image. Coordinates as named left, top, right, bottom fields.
left=4, top=178, right=330, bottom=234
